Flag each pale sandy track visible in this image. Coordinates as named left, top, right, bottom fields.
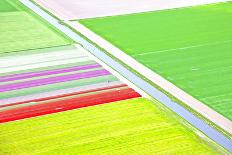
left=36, top=0, right=231, bottom=20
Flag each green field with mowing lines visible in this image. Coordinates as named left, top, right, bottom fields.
left=0, top=0, right=71, bottom=55
left=0, top=98, right=224, bottom=154
left=0, top=0, right=17, bottom=12
left=80, top=2, right=232, bottom=121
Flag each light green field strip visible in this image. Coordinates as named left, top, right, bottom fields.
left=0, top=44, right=75, bottom=57
left=80, top=2, right=232, bottom=121
left=0, top=98, right=224, bottom=154
left=0, top=85, right=129, bottom=111
left=0, top=75, right=118, bottom=99
left=0, top=0, right=72, bottom=55
left=0, top=0, right=17, bottom=12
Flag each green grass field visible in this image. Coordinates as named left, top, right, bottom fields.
left=0, top=0, right=71, bottom=55
left=80, top=2, right=232, bottom=121
left=0, top=98, right=223, bottom=154
left=0, top=0, right=17, bottom=12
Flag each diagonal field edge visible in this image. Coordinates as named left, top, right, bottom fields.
left=20, top=0, right=232, bottom=152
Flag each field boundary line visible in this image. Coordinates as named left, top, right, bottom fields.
left=132, top=39, right=232, bottom=56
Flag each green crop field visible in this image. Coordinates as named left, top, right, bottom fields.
left=0, top=98, right=223, bottom=154
left=0, top=0, right=17, bottom=12
left=0, top=0, right=71, bottom=55
left=80, top=2, right=232, bottom=121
